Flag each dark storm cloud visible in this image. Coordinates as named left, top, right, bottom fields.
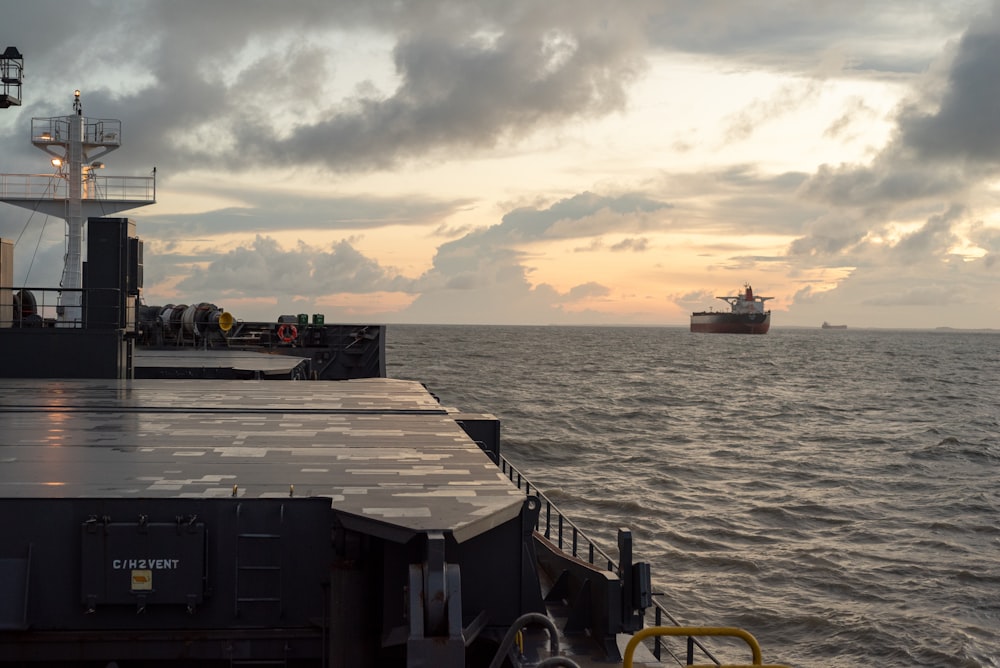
left=899, top=21, right=1000, bottom=165
left=799, top=3, right=1000, bottom=209
left=4, top=1, right=981, bottom=182
left=236, top=7, right=647, bottom=170
left=2, top=1, right=650, bottom=175
left=800, top=161, right=966, bottom=208
left=787, top=4, right=1000, bottom=280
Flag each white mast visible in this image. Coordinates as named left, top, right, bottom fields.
left=0, top=90, right=156, bottom=324
left=64, top=92, right=85, bottom=312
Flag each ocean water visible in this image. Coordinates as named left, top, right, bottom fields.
left=386, top=325, right=1000, bottom=668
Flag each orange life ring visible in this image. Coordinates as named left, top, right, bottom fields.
left=277, top=324, right=298, bottom=343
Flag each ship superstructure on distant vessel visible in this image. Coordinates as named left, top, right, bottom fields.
left=690, top=284, right=772, bottom=334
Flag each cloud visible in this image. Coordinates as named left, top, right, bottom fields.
left=243, top=14, right=646, bottom=171
left=723, top=78, right=825, bottom=143
left=168, top=234, right=412, bottom=299
left=823, top=96, right=881, bottom=141
left=408, top=191, right=667, bottom=289
left=784, top=4, right=1000, bottom=309
left=5, top=1, right=1000, bottom=327
left=3, top=2, right=652, bottom=177
left=142, top=187, right=657, bottom=323
left=487, top=191, right=669, bottom=243
left=800, top=3, right=1000, bottom=206
left=861, top=283, right=958, bottom=307
left=785, top=202, right=1000, bottom=327
left=644, top=1, right=951, bottom=75
left=142, top=189, right=469, bottom=238
left=898, top=17, right=1000, bottom=166
left=565, top=281, right=609, bottom=300
left=609, top=237, right=649, bottom=252
left=386, top=191, right=665, bottom=322
left=889, top=204, right=963, bottom=261
left=800, top=161, right=967, bottom=208
left=968, top=220, right=1000, bottom=266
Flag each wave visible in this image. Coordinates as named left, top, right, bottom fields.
left=387, top=324, right=1000, bottom=667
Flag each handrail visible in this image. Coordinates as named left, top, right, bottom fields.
left=0, top=173, right=155, bottom=201
left=624, top=627, right=790, bottom=668
left=497, top=453, right=723, bottom=666
left=0, top=285, right=124, bottom=328
left=500, top=456, right=618, bottom=566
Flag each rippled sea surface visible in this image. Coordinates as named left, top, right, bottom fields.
left=386, top=325, right=1000, bottom=668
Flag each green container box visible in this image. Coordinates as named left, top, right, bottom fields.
left=297, top=313, right=309, bottom=326
left=312, top=313, right=325, bottom=325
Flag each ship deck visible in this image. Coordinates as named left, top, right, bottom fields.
left=0, top=377, right=524, bottom=543
left=0, top=377, right=671, bottom=666
left=134, top=348, right=310, bottom=374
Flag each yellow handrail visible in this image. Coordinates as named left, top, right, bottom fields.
left=623, top=626, right=791, bottom=668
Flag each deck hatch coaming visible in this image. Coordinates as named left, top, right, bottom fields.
left=0, top=377, right=522, bottom=543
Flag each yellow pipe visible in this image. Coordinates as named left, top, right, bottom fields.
left=623, top=626, right=790, bottom=668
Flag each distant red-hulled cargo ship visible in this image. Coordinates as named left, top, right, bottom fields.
left=691, top=284, right=772, bottom=334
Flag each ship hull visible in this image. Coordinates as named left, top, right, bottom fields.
left=690, top=311, right=770, bottom=334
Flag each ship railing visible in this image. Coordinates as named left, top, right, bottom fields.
left=0, top=285, right=126, bottom=329
left=31, top=116, right=123, bottom=147
left=624, top=627, right=790, bottom=668
left=0, top=173, right=155, bottom=202
left=498, top=454, right=724, bottom=666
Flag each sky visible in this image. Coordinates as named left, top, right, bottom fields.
left=2, top=1, right=1000, bottom=329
